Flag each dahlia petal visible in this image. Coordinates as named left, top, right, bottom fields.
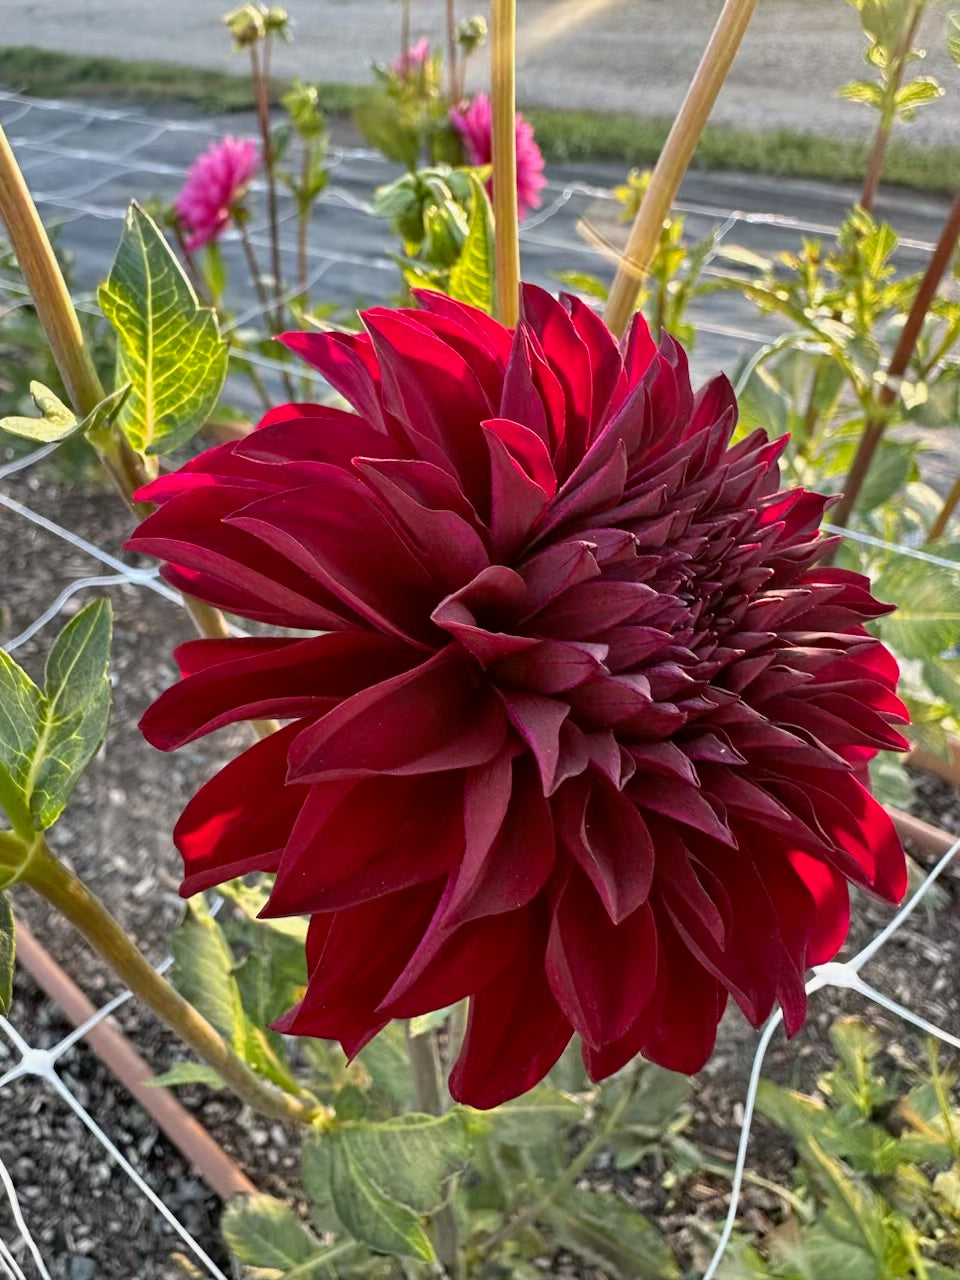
left=517, top=540, right=601, bottom=618
left=127, top=486, right=354, bottom=630
left=412, top=289, right=515, bottom=362
left=239, top=404, right=395, bottom=469
left=273, top=883, right=441, bottom=1054
left=483, top=422, right=554, bottom=557
left=497, top=689, right=571, bottom=794
left=280, top=330, right=387, bottom=428
left=629, top=774, right=736, bottom=846
left=287, top=646, right=508, bottom=783
left=546, top=870, right=658, bottom=1047
left=499, top=328, right=552, bottom=447
left=354, top=458, right=490, bottom=590
left=379, top=910, right=523, bottom=1017
left=264, top=773, right=463, bottom=915
left=228, top=474, right=441, bottom=644
left=786, top=850, right=850, bottom=966
left=142, top=632, right=416, bottom=750
left=493, top=639, right=609, bottom=694
left=176, top=723, right=307, bottom=896
left=620, top=309, right=658, bottom=387
left=441, top=753, right=554, bottom=926
left=520, top=284, right=593, bottom=458
left=561, top=294, right=626, bottom=434
left=555, top=774, right=654, bottom=923
left=449, top=920, right=571, bottom=1109
left=584, top=917, right=725, bottom=1079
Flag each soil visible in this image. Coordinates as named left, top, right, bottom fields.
left=1, top=465, right=958, bottom=1280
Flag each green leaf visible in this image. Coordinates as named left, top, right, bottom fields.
left=0, top=891, right=14, bottom=1015
left=221, top=1194, right=325, bottom=1270
left=171, top=898, right=301, bottom=1095
left=949, top=11, right=960, bottom=67
left=0, top=381, right=77, bottom=443
left=548, top=1188, right=679, bottom=1280
left=838, top=79, right=885, bottom=108
left=894, top=75, right=944, bottom=118
left=448, top=174, right=495, bottom=314
left=149, top=1062, right=226, bottom=1090
left=0, top=602, right=113, bottom=836
left=98, top=203, right=228, bottom=456
left=872, top=557, right=960, bottom=659
left=335, top=1111, right=470, bottom=1214
left=552, top=270, right=610, bottom=301
left=31, top=601, right=113, bottom=830
left=330, top=1136, right=435, bottom=1261
left=355, top=1023, right=416, bottom=1110
left=485, top=1085, right=585, bottom=1145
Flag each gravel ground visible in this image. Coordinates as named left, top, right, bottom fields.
left=1, top=466, right=958, bottom=1279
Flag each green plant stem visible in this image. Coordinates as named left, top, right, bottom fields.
left=400, top=0, right=411, bottom=69
left=491, top=0, right=520, bottom=328
left=831, top=192, right=960, bottom=531
left=405, top=1024, right=461, bottom=1279
left=603, top=0, right=757, bottom=338
left=251, top=37, right=285, bottom=331
left=860, top=1, right=923, bottom=214
left=478, top=1072, right=642, bottom=1261
left=19, top=837, right=328, bottom=1127
left=297, top=157, right=311, bottom=300
left=446, top=0, right=459, bottom=104
left=928, top=473, right=960, bottom=543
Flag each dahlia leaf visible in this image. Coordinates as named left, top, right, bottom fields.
left=330, top=1138, right=436, bottom=1262
left=98, top=202, right=228, bottom=456
left=547, top=1188, right=679, bottom=1279
left=0, top=381, right=77, bottom=443
left=149, top=1061, right=227, bottom=1090
left=334, top=1111, right=471, bottom=1214
left=872, top=557, right=960, bottom=659
left=172, top=898, right=302, bottom=1096
left=355, top=1024, right=417, bottom=1110
left=0, top=602, right=113, bottom=836
left=448, top=174, right=495, bottom=315
left=221, top=1194, right=327, bottom=1271
left=484, top=1086, right=584, bottom=1145
left=0, top=891, right=13, bottom=1016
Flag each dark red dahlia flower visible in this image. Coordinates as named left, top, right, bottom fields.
left=130, top=286, right=909, bottom=1109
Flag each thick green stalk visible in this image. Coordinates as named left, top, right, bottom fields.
left=19, top=838, right=328, bottom=1128
left=603, top=0, right=758, bottom=338
left=491, top=0, right=520, bottom=328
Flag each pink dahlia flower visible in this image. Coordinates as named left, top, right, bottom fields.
left=174, top=136, right=260, bottom=253
left=450, top=93, right=546, bottom=221
left=389, top=37, right=432, bottom=77
left=131, top=288, right=908, bottom=1110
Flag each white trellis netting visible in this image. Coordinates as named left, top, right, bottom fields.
left=0, top=87, right=959, bottom=1279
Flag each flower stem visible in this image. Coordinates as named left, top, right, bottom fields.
left=446, top=0, right=459, bottom=104
left=20, top=837, right=327, bottom=1128
left=831, top=192, right=960, bottom=531
left=603, top=0, right=758, bottom=339
left=491, top=0, right=520, bottom=328
left=405, top=1024, right=462, bottom=1278
left=860, top=1, right=923, bottom=214
left=928, top=473, right=960, bottom=543
left=251, top=38, right=285, bottom=331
